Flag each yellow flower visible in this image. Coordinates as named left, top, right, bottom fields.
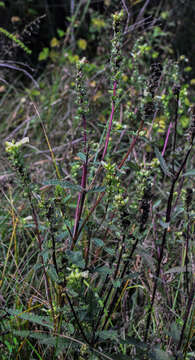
left=122, top=74, right=128, bottom=82
left=93, top=91, right=102, bottom=102
left=5, top=137, right=29, bottom=152
left=50, top=37, right=60, bottom=48
left=92, top=17, right=106, bottom=30
left=77, top=39, right=87, bottom=50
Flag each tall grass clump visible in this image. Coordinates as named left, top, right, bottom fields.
left=0, top=6, right=194, bottom=360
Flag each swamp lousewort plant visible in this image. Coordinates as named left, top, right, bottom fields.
left=1, top=5, right=195, bottom=360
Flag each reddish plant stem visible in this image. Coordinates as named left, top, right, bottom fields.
left=72, top=80, right=117, bottom=246
left=72, top=114, right=88, bottom=247
left=162, top=121, right=172, bottom=157
left=73, top=82, right=143, bottom=247
left=118, top=119, right=144, bottom=169
left=76, top=120, right=144, bottom=241
left=172, top=90, right=180, bottom=173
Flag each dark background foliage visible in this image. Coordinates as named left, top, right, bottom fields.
left=0, top=0, right=195, bottom=77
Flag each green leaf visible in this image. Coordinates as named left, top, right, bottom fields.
left=38, top=47, right=49, bottom=61
left=13, top=330, right=30, bottom=337
left=112, top=279, right=121, bottom=288
left=104, top=247, right=115, bottom=256
left=153, top=200, right=161, bottom=209
left=43, top=179, right=82, bottom=191
left=40, top=248, right=51, bottom=262
left=149, top=347, right=173, bottom=360
left=87, top=186, right=106, bottom=193
left=96, top=266, right=113, bottom=275
left=67, top=250, right=85, bottom=269
left=172, top=206, right=184, bottom=219
left=137, top=249, right=156, bottom=271
left=182, top=169, right=195, bottom=176
left=77, top=152, right=86, bottom=162
left=0, top=2, right=5, bottom=7
left=57, top=28, right=65, bottom=38
left=14, top=331, right=73, bottom=353
left=154, top=147, right=171, bottom=176
left=47, top=264, right=59, bottom=282
left=67, top=323, right=75, bottom=335
left=159, top=220, right=170, bottom=229
left=6, top=309, right=53, bottom=329
left=92, top=238, right=105, bottom=247
left=165, top=266, right=192, bottom=274
left=97, top=330, right=118, bottom=340
left=169, top=322, right=181, bottom=343
left=39, top=335, right=68, bottom=347
left=33, top=264, right=43, bottom=272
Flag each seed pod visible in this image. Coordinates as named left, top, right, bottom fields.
left=148, top=62, right=162, bottom=97
left=185, top=188, right=193, bottom=211
left=172, top=84, right=181, bottom=96
left=139, top=178, right=152, bottom=232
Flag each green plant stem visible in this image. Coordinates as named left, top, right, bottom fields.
left=64, top=290, right=90, bottom=345
left=176, top=281, right=195, bottom=359
left=101, top=81, right=117, bottom=161
left=26, top=189, right=56, bottom=329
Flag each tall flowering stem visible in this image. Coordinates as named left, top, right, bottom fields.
left=72, top=59, right=88, bottom=245
left=101, top=10, right=124, bottom=160
left=72, top=12, right=125, bottom=246
left=101, top=81, right=117, bottom=161
left=5, top=139, right=56, bottom=327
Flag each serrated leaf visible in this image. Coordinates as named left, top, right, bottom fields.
left=104, top=247, right=115, bottom=255
left=96, top=266, right=113, bottom=275
left=172, top=206, right=184, bottom=219
left=149, top=347, right=173, bottom=360
left=165, top=266, right=192, bottom=274
left=39, top=335, right=68, bottom=346
left=13, top=330, right=30, bottom=337
left=87, top=186, right=106, bottom=193
left=183, top=169, right=195, bottom=176
left=92, top=238, right=105, bottom=247
left=112, top=279, right=121, bottom=288
left=137, top=250, right=156, bottom=271
left=169, top=322, right=181, bottom=343
left=33, top=264, right=43, bottom=272
left=153, top=200, right=161, bottom=209
left=159, top=220, right=170, bottom=229
left=77, top=152, right=86, bottom=162
left=43, top=179, right=82, bottom=191
left=67, top=250, right=85, bottom=269
left=154, top=147, right=171, bottom=176
left=6, top=309, right=53, bottom=329
left=47, top=265, right=59, bottom=282
left=40, top=248, right=50, bottom=262
left=97, top=330, right=118, bottom=340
